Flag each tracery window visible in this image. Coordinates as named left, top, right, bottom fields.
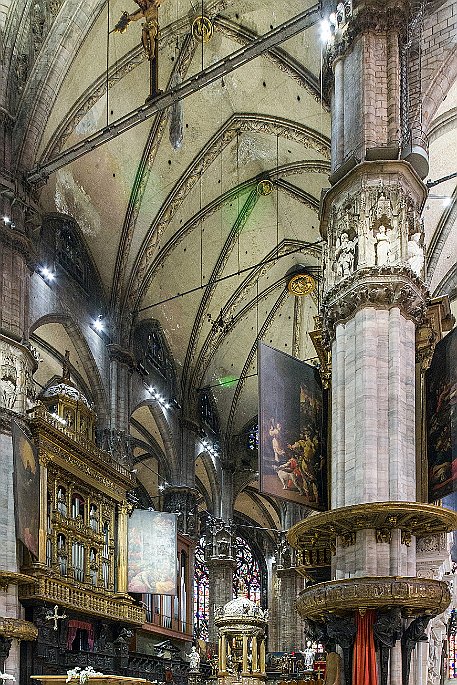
left=56, top=224, right=88, bottom=291
left=193, top=537, right=209, bottom=640
left=193, top=534, right=263, bottom=640
left=232, top=536, right=261, bottom=603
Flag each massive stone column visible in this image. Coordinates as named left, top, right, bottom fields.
left=288, top=1, right=457, bottom=684
left=205, top=519, right=237, bottom=644
left=99, top=344, right=135, bottom=464
left=0, top=216, right=39, bottom=678
left=269, top=504, right=306, bottom=653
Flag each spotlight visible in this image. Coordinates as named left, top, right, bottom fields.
left=93, top=315, right=104, bottom=332
left=3, top=216, right=11, bottom=224
left=40, top=266, right=55, bottom=282
left=320, top=18, right=332, bottom=42
left=442, top=197, right=452, bottom=207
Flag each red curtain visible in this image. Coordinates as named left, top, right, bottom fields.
left=67, top=620, right=95, bottom=651
left=352, top=610, right=378, bottom=685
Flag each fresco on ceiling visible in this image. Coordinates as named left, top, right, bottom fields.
left=12, top=420, right=40, bottom=558
left=128, top=509, right=177, bottom=595
left=258, top=342, right=327, bottom=509
left=427, top=327, right=457, bottom=501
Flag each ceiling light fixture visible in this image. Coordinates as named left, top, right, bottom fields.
left=319, top=18, right=332, bottom=42
left=40, top=266, right=55, bottom=282
left=93, top=315, right=104, bottom=332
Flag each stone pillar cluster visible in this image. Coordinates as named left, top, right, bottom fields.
left=204, top=518, right=237, bottom=643
left=287, top=1, right=457, bottom=684
left=0, top=213, right=39, bottom=677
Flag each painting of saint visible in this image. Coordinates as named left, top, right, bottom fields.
left=427, top=328, right=457, bottom=501
left=128, top=510, right=177, bottom=595
left=12, top=420, right=40, bottom=557
left=258, top=343, right=327, bottom=509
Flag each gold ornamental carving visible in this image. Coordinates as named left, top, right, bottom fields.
left=287, top=273, right=316, bottom=297
left=192, top=15, right=213, bottom=42
left=0, top=617, right=38, bottom=641
left=287, top=501, right=457, bottom=554
left=295, top=576, right=451, bottom=621
left=0, top=570, right=37, bottom=590
left=19, top=574, right=145, bottom=625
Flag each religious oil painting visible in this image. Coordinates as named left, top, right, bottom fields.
left=427, top=327, right=457, bottom=501
left=12, top=420, right=40, bottom=558
left=128, top=510, right=177, bottom=595
left=258, top=343, right=327, bottom=509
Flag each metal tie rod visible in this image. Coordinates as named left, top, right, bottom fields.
left=28, top=3, right=321, bottom=184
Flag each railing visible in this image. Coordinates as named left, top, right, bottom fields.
left=19, top=575, right=146, bottom=624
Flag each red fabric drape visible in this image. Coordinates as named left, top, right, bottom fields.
left=67, top=620, right=95, bottom=651
left=352, top=610, right=378, bottom=685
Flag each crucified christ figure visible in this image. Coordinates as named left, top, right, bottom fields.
left=114, top=0, right=163, bottom=100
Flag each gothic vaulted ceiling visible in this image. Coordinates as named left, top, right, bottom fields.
left=3, top=0, right=457, bottom=523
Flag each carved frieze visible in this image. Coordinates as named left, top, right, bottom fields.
left=0, top=336, right=37, bottom=412
left=0, top=617, right=38, bottom=641
left=287, top=501, right=457, bottom=557
left=322, top=265, right=429, bottom=341
left=296, top=576, right=451, bottom=622
left=325, top=176, right=424, bottom=289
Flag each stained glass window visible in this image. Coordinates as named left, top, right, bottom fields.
left=193, top=533, right=263, bottom=640
left=193, top=537, right=209, bottom=640
left=232, top=536, right=261, bottom=603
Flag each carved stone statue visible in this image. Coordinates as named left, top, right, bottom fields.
left=373, top=608, right=402, bottom=685
left=303, top=641, right=315, bottom=669
left=407, top=232, right=424, bottom=277
left=334, top=232, right=357, bottom=279
left=188, top=645, right=201, bottom=673
left=374, top=224, right=391, bottom=265
left=401, top=615, right=431, bottom=685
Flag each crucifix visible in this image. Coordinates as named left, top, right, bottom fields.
left=114, top=0, right=164, bottom=101
left=46, top=605, right=67, bottom=631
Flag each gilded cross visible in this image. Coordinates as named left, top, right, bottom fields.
left=45, top=605, right=67, bottom=630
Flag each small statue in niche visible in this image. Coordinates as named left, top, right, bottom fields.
left=407, top=232, right=424, bottom=277
left=334, top=232, right=358, bottom=279
left=374, top=224, right=392, bottom=266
